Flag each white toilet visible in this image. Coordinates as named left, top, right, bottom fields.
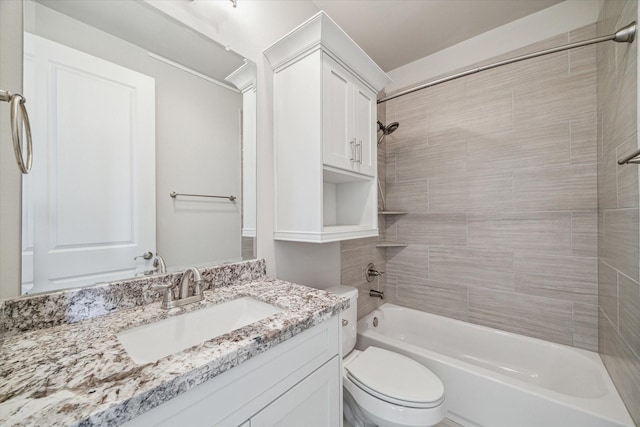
left=327, top=286, right=446, bottom=427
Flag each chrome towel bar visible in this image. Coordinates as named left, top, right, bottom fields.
left=618, top=148, right=640, bottom=165
left=0, top=89, right=33, bottom=174
left=170, top=191, right=236, bottom=201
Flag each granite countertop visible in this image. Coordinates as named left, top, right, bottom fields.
left=0, top=278, right=348, bottom=426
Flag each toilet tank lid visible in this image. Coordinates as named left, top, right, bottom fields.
left=325, top=285, right=358, bottom=301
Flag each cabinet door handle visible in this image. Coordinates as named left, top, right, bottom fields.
left=357, top=140, right=363, bottom=164
left=350, top=139, right=356, bottom=162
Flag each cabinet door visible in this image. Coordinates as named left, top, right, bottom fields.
left=352, top=81, right=376, bottom=177
left=322, top=56, right=354, bottom=172
left=250, top=357, right=341, bottom=427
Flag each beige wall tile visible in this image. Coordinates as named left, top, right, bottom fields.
left=465, top=34, right=568, bottom=98
left=600, top=309, right=640, bottom=425
left=514, top=164, right=597, bottom=211
left=396, top=213, right=468, bottom=246
left=386, top=244, right=429, bottom=281
left=598, top=260, right=619, bottom=328
left=598, top=147, right=618, bottom=209
left=569, top=24, right=597, bottom=78
left=389, top=98, right=428, bottom=148
left=356, top=287, right=385, bottom=320
left=386, top=152, right=397, bottom=183
left=514, top=253, right=597, bottom=305
left=385, top=180, right=428, bottom=213
left=614, top=0, right=638, bottom=81
left=619, top=274, right=640, bottom=356
left=381, top=23, right=599, bottom=356
left=465, top=172, right=514, bottom=213
left=429, top=246, right=514, bottom=291
left=395, top=277, right=469, bottom=322
left=616, top=134, right=640, bottom=208
left=602, top=208, right=640, bottom=282
left=513, top=72, right=596, bottom=130
left=466, top=131, right=515, bottom=172
left=572, top=211, right=598, bottom=257
left=421, top=79, right=467, bottom=145
left=463, top=91, right=513, bottom=135
left=469, top=288, right=573, bottom=345
left=394, top=142, right=467, bottom=182
left=573, top=303, right=598, bottom=351
left=598, top=0, right=625, bottom=35
left=570, top=113, right=598, bottom=165
left=597, top=1, right=640, bottom=416
left=341, top=248, right=363, bottom=286
left=515, top=122, right=571, bottom=169
left=429, top=172, right=513, bottom=214
left=468, top=212, right=572, bottom=254
left=603, top=62, right=637, bottom=154
left=597, top=46, right=616, bottom=137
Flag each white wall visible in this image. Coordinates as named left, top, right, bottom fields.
left=147, top=0, right=344, bottom=289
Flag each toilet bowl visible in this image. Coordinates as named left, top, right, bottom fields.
left=326, top=286, right=446, bottom=427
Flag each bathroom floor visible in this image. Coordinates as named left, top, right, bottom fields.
left=437, top=420, right=463, bottom=426
left=343, top=418, right=462, bottom=427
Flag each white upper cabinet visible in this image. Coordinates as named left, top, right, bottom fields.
left=322, top=55, right=376, bottom=176
left=265, top=12, right=391, bottom=243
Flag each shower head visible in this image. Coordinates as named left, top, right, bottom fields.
left=377, top=121, right=400, bottom=144
left=383, top=122, right=400, bottom=135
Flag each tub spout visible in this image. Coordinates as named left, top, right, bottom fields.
left=369, top=289, right=384, bottom=299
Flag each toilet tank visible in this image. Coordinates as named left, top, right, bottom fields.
left=326, top=285, right=358, bottom=355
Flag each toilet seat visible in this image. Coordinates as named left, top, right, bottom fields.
left=345, top=347, right=444, bottom=408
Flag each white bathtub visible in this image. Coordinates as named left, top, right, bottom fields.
left=356, top=304, right=634, bottom=427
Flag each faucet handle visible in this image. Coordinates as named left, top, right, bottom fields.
left=365, top=263, right=385, bottom=282
left=152, top=283, right=176, bottom=308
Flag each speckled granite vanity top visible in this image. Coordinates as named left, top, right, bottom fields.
left=0, top=260, right=348, bottom=426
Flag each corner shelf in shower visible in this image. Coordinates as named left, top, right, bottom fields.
left=378, top=211, right=408, bottom=215
left=375, top=241, right=408, bottom=248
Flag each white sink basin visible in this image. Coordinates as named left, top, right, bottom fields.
left=117, top=297, right=283, bottom=364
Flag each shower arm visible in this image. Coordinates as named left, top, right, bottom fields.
left=377, top=22, right=637, bottom=105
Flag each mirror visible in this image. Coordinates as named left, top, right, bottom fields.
left=20, top=0, right=257, bottom=295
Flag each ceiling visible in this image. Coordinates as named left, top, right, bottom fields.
left=311, top=0, right=563, bottom=71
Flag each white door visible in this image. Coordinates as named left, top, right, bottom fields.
left=353, top=81, right=376, bottom=177
left=322, top=55, right=354, bottom=172
left=22, top=33, right=155, bottom=294
left=250, top=357, right=341, bottom=427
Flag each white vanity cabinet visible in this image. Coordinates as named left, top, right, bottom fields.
left=265, top=12, right=391, bottom=243
left=123, top=316, right=341, bottom=427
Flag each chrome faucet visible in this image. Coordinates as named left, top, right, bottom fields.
left=152, top=254, right=167, bottom=274
left=365, top=263, right=385, bottom=282
left=179, top=267, right=202, bottom=299
left=369, top=289, right=384, bottom=299
left=154, top=266, right=204, bottom=309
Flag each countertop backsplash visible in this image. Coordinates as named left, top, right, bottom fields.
left=0, top=259, right=267, bottom=335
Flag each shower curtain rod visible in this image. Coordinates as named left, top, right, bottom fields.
left=377, top=22, right=637, bottom=105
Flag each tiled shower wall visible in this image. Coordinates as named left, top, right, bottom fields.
left=597, top=0, right=640, bottom=423
left=382, top=25, right=599, bottom=350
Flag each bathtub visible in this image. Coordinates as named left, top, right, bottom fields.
left=356, top=304, right=634, bottom=427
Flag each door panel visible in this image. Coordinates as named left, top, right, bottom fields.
left=353, top=82, right=375, bottom=176
left=23, top=33, right=155, bottom=293
left=322, top=56, right=353, bottom=171
left=250, top=357, right=340, bottom=427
